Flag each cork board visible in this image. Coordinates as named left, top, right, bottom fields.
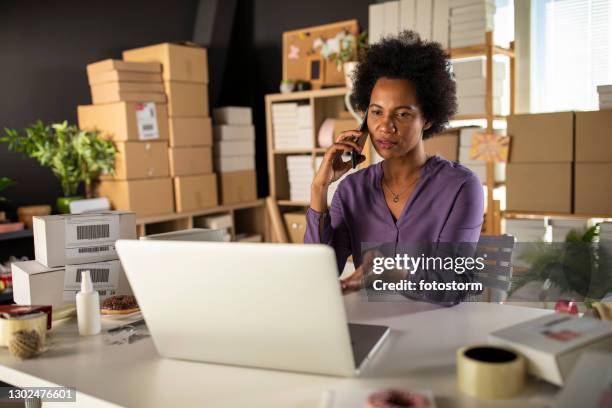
left=282, top=20, right=359, bottom=87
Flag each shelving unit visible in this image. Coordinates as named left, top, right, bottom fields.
left=448, top=31, right=516, bottom=236
left=135, top=199, right=268, bottom=241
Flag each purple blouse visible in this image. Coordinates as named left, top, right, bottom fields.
left=304, top=155, right=484, bottom=273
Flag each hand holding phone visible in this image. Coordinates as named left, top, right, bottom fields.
left=351, top=111, right=369, bottom=169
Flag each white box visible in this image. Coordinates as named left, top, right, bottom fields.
left=415, top=0, right=433, bottom=40
left=214, top=140, right=255, bottom=157
left=456, top=77, right=504, bottom=97
left=383, top=1, right=400, bottom=37
left=432, top=0, right=450, bottom=48
left=457, top=96, right=502, bottom=115
left=452, top=58, right=506, bottom=80
left=12, top=259, right=132, bottom=309
left=213, top=125, right=255, bottom=141
left=450, top=0, right=494, bottom=8
left=451, top=19, right=493, bottom=33
left=450, top=12, right=494, bottom=24
left=451, top=2, right=495, bottom=15
left=450, top=35, right=484, bottom=48
left=212, top=106, right=252, bottom=125
left=399, top=0, right=416, bottom=31
left=33, top=211, right=136, bottom=268
left=198, top=214, right=233, bottom=230
left=214, top=155, right=255, bottom=172
left=369, top=3, right=385, bottom=44
left=142, top=228, right=229, bottom=242
left=489, top=314, right=612, bottom=386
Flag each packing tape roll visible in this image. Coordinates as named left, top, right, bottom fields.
left=0, top=312, right=47, bottom=347
left=457, top=345, right=525, bottom=399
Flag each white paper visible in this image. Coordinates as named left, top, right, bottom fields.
left=135, top=102, right=159, bottom=140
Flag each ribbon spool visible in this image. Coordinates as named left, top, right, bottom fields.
left=457, top=345, right=525, bottom=399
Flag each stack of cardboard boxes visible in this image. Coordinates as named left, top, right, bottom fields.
left=575, top=110, right=612, bottom=215
left=212, top=107, right=258, bottom=205
left=79, top=59, right=174, bottom=218
left=11, top=212, right=135, bottom=310
left=123, top=43, right=218, bottom=213
left=506, top=112, right=574, bottom=214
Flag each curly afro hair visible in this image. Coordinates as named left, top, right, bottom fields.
left=350, top=30, right=457, bottom=139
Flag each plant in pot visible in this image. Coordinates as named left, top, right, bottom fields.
left=1, top=121, right=116, bottom=213
left=508, top=226, right=612, bottom=310
left=0, top=177, right=14, bottom=222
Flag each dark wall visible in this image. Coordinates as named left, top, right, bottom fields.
left=0, top=0, right=371, bottom=215
left=0, top=0, right=198, bottom=214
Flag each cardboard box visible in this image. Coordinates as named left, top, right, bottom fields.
left=508, top=112, right=574, bottom=163
left=164, top=81, right=209, bottom=117
left=174, top=174, right=218, bottom=212
left=96, top=178, right=174, bottom=217
left=91, top=81, right=164, bottom=94
left=213, top=140, right=255, bottom=157
left=575, top=110, right=612, bottom=162
left=88, top=71, right=162, bottom=86
left=78, top=102, right=169, bottom=142
left=212, top=107, right=252, bottom=125
left=86, top=59, right=161, bottom=79
left=168, top=146, right=213, bottom=177
left=506, top=163, right=572, bottom=213
left=424, top=134, right=458, bottom=161
left=168, top=117, right=212, bottom=147
left=90, top=87, right=166, bottom=105
left=283, top=211, right=306, bottom=243
left=213, top=125, right=255, bottom=141
left=218, top=170, right=257, bottom=205
left=575, top=163, right=612, bottom=215
left=214, top=156, right=256, bottom=172
left=123, top=43, right=208, bottom=83
left=489, top=314, right=612, bottom=386
left=12, top=260, right=132, bottom=310
left=33, top=211, right=136, bottom=268
left=102, top=141, right=170, bottom=180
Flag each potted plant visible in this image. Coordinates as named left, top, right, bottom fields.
left=2, top=121, right=117, bottom=213
left=0, top=177, right=14, bottom=221
left=508, top=226, right=612, bottom=309
left=332, top=30, right=368, bottom=89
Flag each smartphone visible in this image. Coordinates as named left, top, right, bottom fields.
left=351, top=110, right=369, bottom=169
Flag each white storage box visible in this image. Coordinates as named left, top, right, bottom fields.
left=33, top=211, right=136, bottom=268
left=488, top=314, right=612, bottom=386
left=213, top=125, right=255, bottom=141
left=12, top=260, right=132, bottom=309
left=212, top=106, right=253, bottom=125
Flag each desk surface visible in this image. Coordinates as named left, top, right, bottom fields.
left=0, top=294, right=558, bottom=408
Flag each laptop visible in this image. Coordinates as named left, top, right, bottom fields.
left=115, top=240, right=389, bottom=377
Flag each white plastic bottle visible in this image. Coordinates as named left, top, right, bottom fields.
left=76, top=270, right=101, bottom=336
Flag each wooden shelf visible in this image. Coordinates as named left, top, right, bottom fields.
left=448, top=44, right=515, bottom=59
left=277, top=200, right=310, bottom=207
left=136, top=199, right=265, bottom=226
left=265, top=87, right=348, bottom=103
left=503, top=211, right=612, bottom=220
left=272, top=148, right=314, bottom=155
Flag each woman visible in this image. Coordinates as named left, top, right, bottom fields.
left=304, top=31, right=484, bottom=296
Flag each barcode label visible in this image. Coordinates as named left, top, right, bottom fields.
left=77, top=245, right=110, bottom=254
left=136, top=102, right=159, bottom=140
left=143, top=124, right=154, bottom=131
left=75, top=268, right=110, bottom=283
left=77, top=224, right=110, bottom=240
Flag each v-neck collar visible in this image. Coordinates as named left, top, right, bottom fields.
left=374, top=155, right=439, bottom=226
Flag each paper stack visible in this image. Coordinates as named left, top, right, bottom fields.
left=213, top=107, right=258, bottom=205
left=453, top=58, right=506, bottom=116
left=597, top=85, right=612, bottom=110
left=12, top=212, right=136, bottom=309
left=194, top=214, right=233, bottom=242
left=272, top=103, right=313, bottom=150
left=287, top=156, right=314, bottom=202
left=449, top=0, right=495, bottom=48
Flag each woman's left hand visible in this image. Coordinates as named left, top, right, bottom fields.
left=340, top=250, right=382, bottom=295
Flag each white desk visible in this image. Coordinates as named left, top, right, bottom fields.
left=0, top=294, right=558, bottom=408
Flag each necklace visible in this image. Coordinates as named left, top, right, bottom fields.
left=381, top=164, right=420, bottom=203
